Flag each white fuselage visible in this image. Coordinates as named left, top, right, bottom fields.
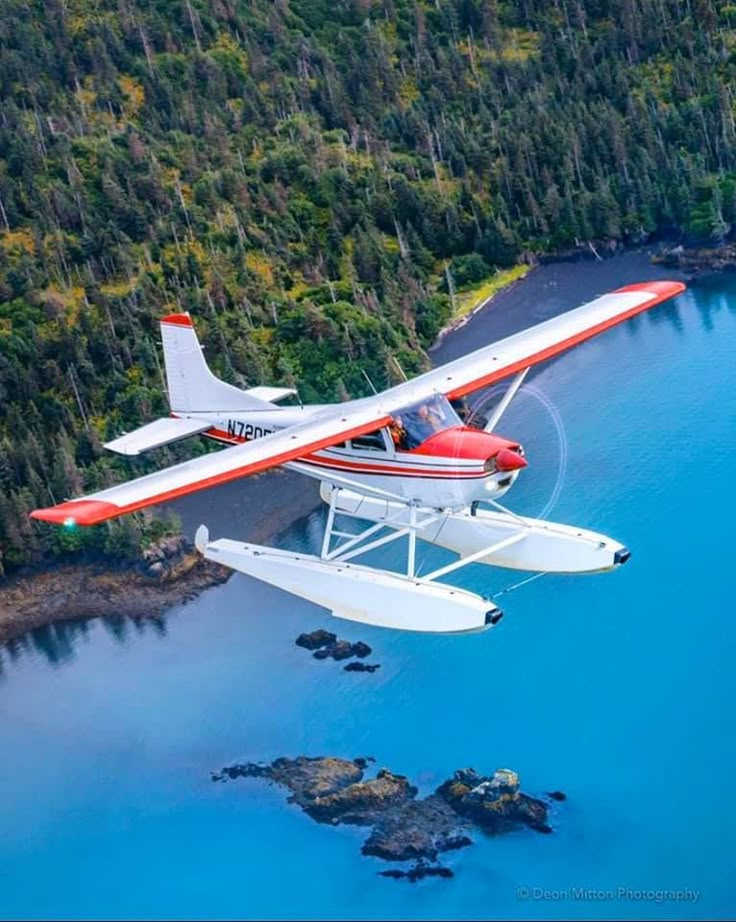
left=176, top=406, right=520, bottom=510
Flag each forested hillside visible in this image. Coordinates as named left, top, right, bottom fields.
left=0, top=0, right=733, bottom=568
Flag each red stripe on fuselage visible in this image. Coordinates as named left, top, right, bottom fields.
left=295, top=458, right=489, bottom=480
left=202, top=429, right=488, bottom=478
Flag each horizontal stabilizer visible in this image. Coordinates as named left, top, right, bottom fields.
left=244, top=386, right=297, bottom=404
left=104, top=417, right=210, bottom=456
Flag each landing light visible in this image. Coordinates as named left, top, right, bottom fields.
left=63, top=517, right=77, bottom=529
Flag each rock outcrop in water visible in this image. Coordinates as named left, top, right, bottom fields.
left=295, top=631, right=379, bottom=670
left=295, top=629, right=337, bottom=650
left=212, top=755, right=558, bottom=880
left=437, top=768, right=552, bottom=834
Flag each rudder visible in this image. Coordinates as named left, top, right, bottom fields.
left=160, top=313, right=271, bottom=413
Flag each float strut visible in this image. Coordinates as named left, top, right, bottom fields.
left=321, top=487, right=338, bottom=559
left=407, top=504, right=417, bottom=577
left=422, top=533, right=526, bottom=582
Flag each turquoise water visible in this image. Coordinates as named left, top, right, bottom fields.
left=2, top=272, right=736, bottom=919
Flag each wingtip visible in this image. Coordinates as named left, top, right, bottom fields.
left=30, top=500, right=121, bottom=526
left=614, top=280, right=686, bottom=299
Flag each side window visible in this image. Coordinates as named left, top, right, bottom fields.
left=349, top=430, right=388, bottom=452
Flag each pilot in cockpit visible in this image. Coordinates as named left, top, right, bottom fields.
left=420, top=401, right=444, bottom=430
left=392, top=397, right=450, bottom=450
left=389, top=415, right=408, bottom=450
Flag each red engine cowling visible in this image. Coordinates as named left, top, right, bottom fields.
left=408, top=426, right=527, bottom=472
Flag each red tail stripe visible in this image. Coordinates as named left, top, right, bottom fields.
left=160, top=313, right=193, bottom=327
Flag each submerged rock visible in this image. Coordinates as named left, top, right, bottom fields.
left=380, top=862, right=454, bottom=882
left=212, top=755, right=555, bottom=879
left=344, top=662, right=381, bottom=673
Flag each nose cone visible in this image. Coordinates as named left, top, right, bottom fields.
left=495, top=448, right=528, bottom=472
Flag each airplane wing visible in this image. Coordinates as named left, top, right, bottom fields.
left=31, top=280, right=684, bottom=526
left=31, top=403, right=391, bottom=525
left=381, top=281, right=685, bottom=404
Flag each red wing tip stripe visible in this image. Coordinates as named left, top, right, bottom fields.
left=160, top=312, right=193, bottom=327
left=613, top=280, right=686, bottom=297
left=31, top=500, right=121, bottom=526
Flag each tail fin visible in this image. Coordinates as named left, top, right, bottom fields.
left=160, top=313, right=271, bottom=413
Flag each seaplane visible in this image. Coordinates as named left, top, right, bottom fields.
left=31, top=280, right=685, bottom=634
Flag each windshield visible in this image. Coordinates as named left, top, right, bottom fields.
left=389, top=394, right=461, bottom=450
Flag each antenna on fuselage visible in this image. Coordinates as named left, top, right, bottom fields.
left=389, top=354, right=408, bottom=382
left=361, top=368, right=378, bottom=395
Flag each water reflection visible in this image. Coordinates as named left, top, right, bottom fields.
left=0, top=612, right=169, bottom=673
left=656, top=300, right=684, bottom=334
left=29, top=620, right=89, bottom=666
left=102, top=614, right=129, bottom=644
left=693, top=287, right=727, bottom=332
left=688, top=275, right=736, bottom=329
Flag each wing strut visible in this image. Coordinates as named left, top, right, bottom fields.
left=483, top=367, right=530, bottom=432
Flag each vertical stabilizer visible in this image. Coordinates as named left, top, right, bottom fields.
left=160, top=313, right=270, bottom=413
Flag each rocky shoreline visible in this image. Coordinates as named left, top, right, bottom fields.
left=0, top=535, right=230, bottom=646
left=212, top=755, right=559, bottom=881
left=0, top=468, right=318, bottom=648
left=652, top=242, right=736, bottom=276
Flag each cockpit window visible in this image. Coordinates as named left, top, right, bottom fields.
left=350, top=430, right=387, bottom=452
left=389, top=394, right=461, bottom=450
